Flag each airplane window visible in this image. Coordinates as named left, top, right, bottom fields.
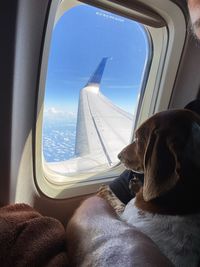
left=42, top=4, right=150, bottom=177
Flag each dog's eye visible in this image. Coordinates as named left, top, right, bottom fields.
left=133, top=137, right=138, bottom=143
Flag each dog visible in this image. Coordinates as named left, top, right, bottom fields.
left=118, top=109, right=200, bottom=267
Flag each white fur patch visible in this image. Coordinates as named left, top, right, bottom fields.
left=121, top=199, right=200, bottom=267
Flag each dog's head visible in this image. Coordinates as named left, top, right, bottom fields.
left=118, top=109, right=200, bottom=202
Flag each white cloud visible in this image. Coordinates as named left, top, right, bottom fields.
left=45, top=107, right=61, bottom=115
left=44, top=107, right=76, bottom=120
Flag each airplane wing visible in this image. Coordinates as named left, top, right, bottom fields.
left=46, top=58, right=134, bottom=175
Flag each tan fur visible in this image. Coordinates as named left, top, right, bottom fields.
left=97, top=185, right=125, bottom=215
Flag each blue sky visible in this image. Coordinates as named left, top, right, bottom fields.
left=44, top=4, right=149, bottom=117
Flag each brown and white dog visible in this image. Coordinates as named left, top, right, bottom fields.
left=118, top=109, right=200, bottom=267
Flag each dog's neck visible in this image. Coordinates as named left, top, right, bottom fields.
left=135, top=184, right=200, bottom=216
left=135, top=165, right=200, bottom=215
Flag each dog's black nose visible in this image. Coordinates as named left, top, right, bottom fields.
left=118, top=153, right=122, bottom=160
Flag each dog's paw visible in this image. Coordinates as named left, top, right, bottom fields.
left=129, top=177, right=143, bottom=195
left=97, top=184, right=125, bottom=215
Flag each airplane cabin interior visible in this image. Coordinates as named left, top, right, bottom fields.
left=0, top=0, right=200, bottom=266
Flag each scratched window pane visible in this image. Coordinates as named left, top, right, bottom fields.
left=42, top=4, right=150, bottom=174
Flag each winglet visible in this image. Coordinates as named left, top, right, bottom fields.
left=85, top=57, right=109, bottom=86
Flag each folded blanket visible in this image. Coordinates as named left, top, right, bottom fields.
left=0, top=203, right=69, bottom=267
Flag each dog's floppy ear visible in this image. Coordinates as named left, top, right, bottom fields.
left=143, top=130, right=180, bottom=201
